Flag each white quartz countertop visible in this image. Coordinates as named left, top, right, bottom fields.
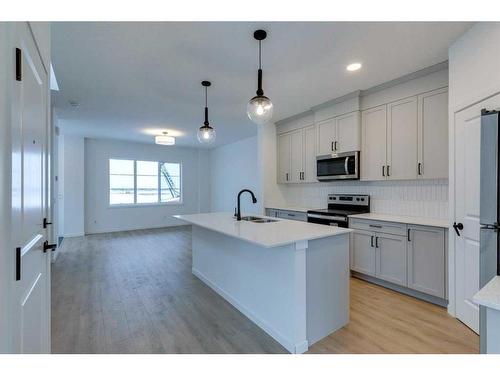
left=173, top=212, right=352, bottom=248
left=348, top=213, right=449, bottom=228
left=265, top=205, right=320, bottom=213
left=473, top=276, right=500, bottom=311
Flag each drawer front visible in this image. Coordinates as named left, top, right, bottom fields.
left=349, top=218, right=406, bottom=236
left=265, top=209, right=279, bottom=218
left=277, top=210, right=307, bottom=222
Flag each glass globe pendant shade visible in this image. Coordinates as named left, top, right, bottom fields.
left=247, top=95, right=273, bottom=125
left=197, top=125, right=216, bottom=144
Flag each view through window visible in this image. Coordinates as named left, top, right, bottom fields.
left=109, top=159, right=182, bottom=205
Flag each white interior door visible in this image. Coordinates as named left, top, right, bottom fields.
left=11, top=23, right=50, bottom=353
left=453, top=93, right=500, bottom=333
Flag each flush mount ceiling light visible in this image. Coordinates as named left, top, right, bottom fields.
left=197, top=81, right=216, bottom=145
left=155, top=131, right=175, bottom=146
left=247, top=29, right=273, bottom=125
left=346, top=62, right=362, bottom=72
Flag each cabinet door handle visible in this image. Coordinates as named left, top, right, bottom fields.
left=370, top=235, right=374, bottom=248
left=382, top=165, right=385, bottom=177
left=331, top=141, right=334, bottom=152
left=407, top=228, right=411, bottom=242
left=418, top=162, right=422, bottom=175
left=387, top=165, right=390, bottom=177
left=334, top=141, right=338, bottom=151
left=15, top=247, right=21, bottom=281
left=375, top=237, right=379, bottom=248
left=286, top=173, right=289, bottom=181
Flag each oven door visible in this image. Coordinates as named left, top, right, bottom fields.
left=316, top=151, right=359, bottom=181
left=307, top=213, right=349, bottom=228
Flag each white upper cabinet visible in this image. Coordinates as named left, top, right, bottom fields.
left=387, top=97, right=418, bottom=180
left=336, top=111, right=361, bottom=153
left=303, top=125, right=317, bottom=183
left=277, top=133, right=291, bottom=183
left=417, top=88, right=448, bottom=179
left=317, top=111, right=361, bottom=155
left=361, top=88, right=448, bottom=181
left=317, top=118, right=336, bottom=155
left=277, top=125, right=317, bottom=184
left=290, top=129, right=304, bottom=183
left=361, top=105, right=387, bottom=181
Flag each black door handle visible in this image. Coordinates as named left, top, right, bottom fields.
left=43, top=240, right=57, bottom=253
left=453, top=222, right=464, bottom=236
left=370, top=235, right=374, bottom=247
left=43, top=218, right=52, bottom=228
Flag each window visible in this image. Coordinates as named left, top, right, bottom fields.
left=109, top=159, right=135, bottom=205
left=109, top=159, right=182, bottom=206
left=160, top=162, right=181, bottom=203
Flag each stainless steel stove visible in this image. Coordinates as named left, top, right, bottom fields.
left=307, top=194, right=370, bottom=227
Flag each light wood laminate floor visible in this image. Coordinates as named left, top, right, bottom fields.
left=52, top=226, right=478, bottom=354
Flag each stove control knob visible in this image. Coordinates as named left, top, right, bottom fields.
left=356, top=198, right=360, bottom=201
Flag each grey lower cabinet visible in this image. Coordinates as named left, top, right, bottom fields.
left=351, top=229, right=376, bottom=276
left=407, top=225, right=446, bottom=298
left=376, top=233, right=407, bottom=287
left=351, top=229, right=406, bottom=286
left=350, top=218, right=447, bottom=303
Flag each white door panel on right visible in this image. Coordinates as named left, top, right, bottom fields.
left=452, top=93, right=500, bottom=333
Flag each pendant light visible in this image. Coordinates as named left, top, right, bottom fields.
left=197, top=80, right=216, bottom=144
left=155, top=131, right=175, bottom=146
left=247, top=29, right=273, bottom=125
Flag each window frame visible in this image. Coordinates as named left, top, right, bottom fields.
left=108, top=158, right=183, bottom=208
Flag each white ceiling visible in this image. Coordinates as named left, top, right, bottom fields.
left=51, top=22, right=472, bottom=148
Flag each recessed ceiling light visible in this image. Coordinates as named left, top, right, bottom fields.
left=346, top=63, right=362, bottom=72
left=155, top=131, right=175, bottom=146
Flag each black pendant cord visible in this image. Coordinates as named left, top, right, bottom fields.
left=204, top=86, right=209, bottom=127
left=256, top=40, right=264, bottom=96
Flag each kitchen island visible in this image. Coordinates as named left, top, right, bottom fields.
left=173, top=212, right=352, bottom=353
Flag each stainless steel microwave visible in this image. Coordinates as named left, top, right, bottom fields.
left=316, top=151, right=359, bottom=181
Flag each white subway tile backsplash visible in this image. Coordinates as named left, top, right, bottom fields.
left=282, top=179, right=448, bottom=220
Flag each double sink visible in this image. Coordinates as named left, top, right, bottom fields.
left=240, top=216, right=278, bottom=224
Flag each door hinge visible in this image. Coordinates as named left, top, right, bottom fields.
left=15, top=247, right=21, bottom=281
left=15, top=48, right=21, bottom=81
left=43, top=240, right=57, bottom=253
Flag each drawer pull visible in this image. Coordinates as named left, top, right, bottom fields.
left=369, top=224, right=382, bottom=228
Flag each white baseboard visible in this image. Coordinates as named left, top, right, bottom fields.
left=62, top=232, right=84, bottom=238
left=84, top=223, right=190, bottom=235
left=192, top=267, right=308, bottom=354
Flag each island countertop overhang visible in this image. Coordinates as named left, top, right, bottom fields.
left=173, top=212, right=352, bottom=248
